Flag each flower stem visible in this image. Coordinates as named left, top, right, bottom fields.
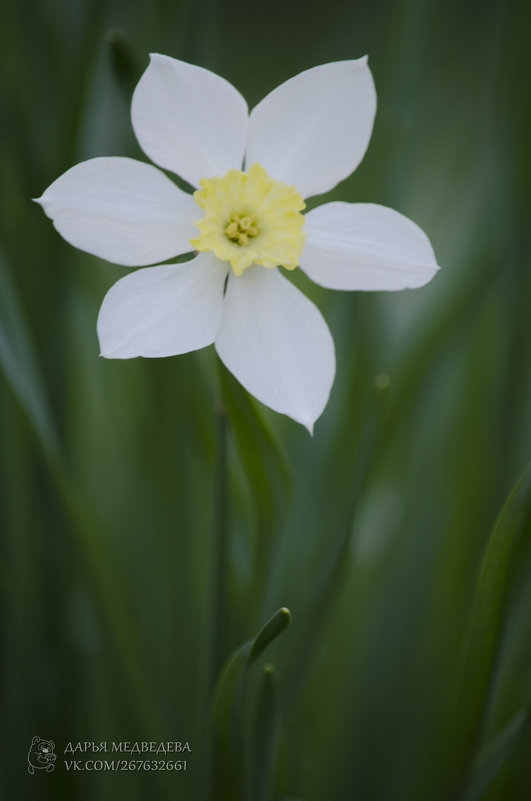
left=208, top=390, right=229, bottom=692
left=199, top=373, right=231, bottom=801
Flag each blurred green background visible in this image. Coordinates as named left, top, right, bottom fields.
left=1, top=0, right=530, bottom=799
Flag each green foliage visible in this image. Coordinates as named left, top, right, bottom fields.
left=463, top=704, right=531, bottom=801
left=448, top=463, right=531, bottom=799
left=209, top=608, right=290, bottom=800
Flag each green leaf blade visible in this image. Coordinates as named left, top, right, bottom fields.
left=448, top=462, right=531, bottom=795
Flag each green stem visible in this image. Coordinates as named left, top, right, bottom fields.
left=209, top=393, right=230, bottom=692
left=199, top=372, right=232, bottom=801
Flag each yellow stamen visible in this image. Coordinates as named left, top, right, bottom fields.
left=225, top=221, right=240, bottom=239
left=224, top=213, right=259, bottom=246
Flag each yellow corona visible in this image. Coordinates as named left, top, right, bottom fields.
left=190, top=163, right=306, bottom=275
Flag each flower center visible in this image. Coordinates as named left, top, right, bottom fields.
left=190, top=163, right=306, bottom=276
left=224, top=213, right=259, bottom=246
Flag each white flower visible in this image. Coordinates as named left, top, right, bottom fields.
left=36, top=54, right=439, bottom=432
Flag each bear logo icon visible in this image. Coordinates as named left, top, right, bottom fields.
left=27, top=737, right=57, bottom=774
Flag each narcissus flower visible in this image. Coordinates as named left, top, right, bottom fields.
left=37, top=55, right=439, bottom=432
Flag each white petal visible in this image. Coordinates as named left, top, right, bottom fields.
left=302, top=202, right=440, bottom=291
left=215, top=267, right=335, bottom=432
left=131, top=54, right=248, bottom=187
left=97, top=254, right=228, bottom=359
left=36, top=157, right=198, bottom=267
left=246, top=59, right=376, bottom=199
